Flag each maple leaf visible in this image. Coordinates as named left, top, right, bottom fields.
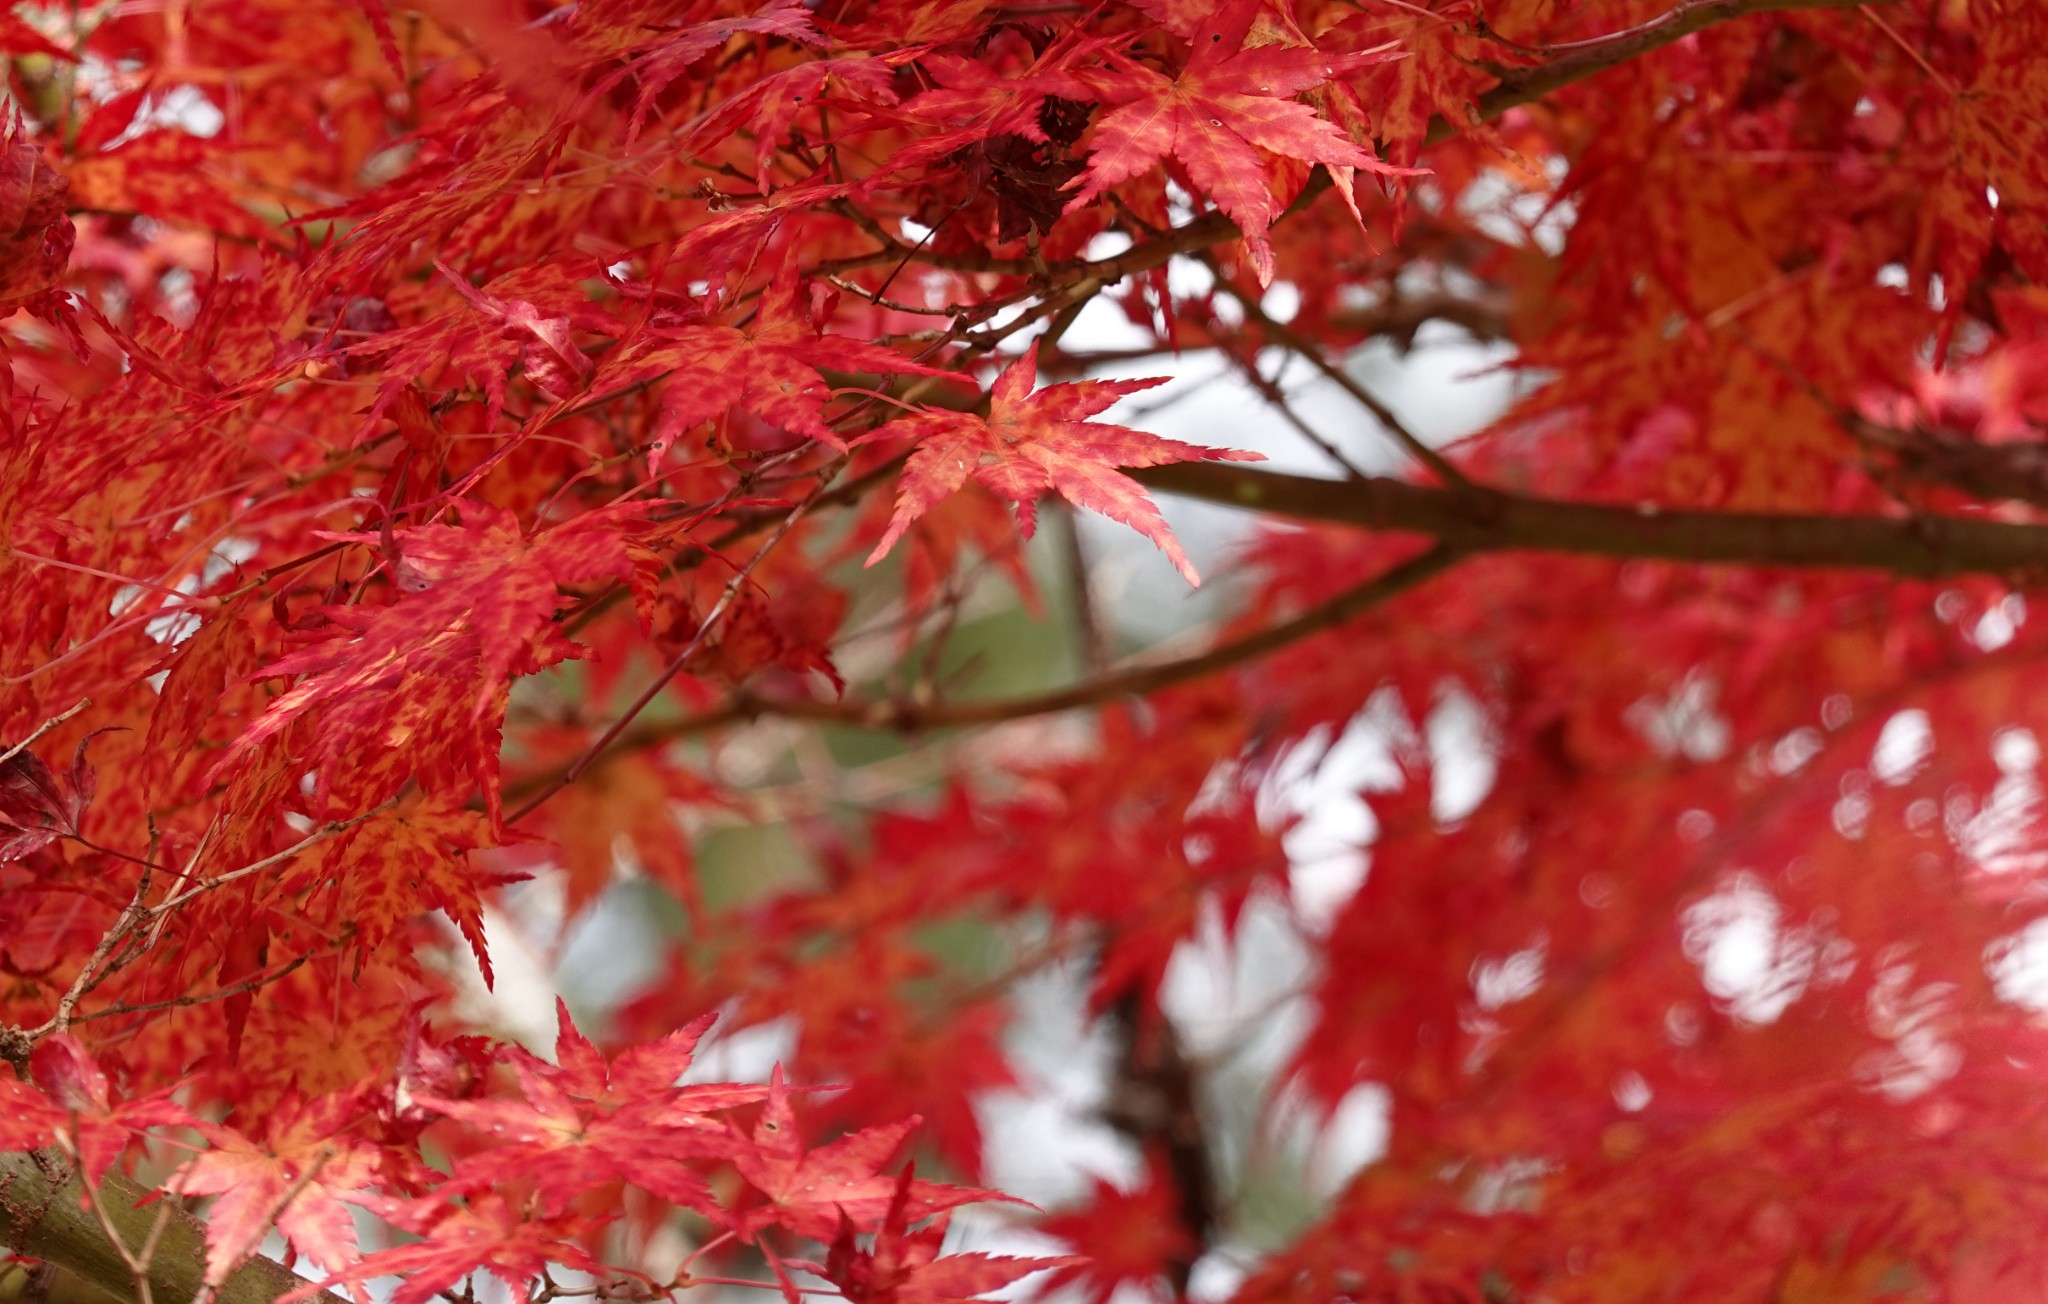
left=731, top=1067, right=1011, bottom=1242
left=0, top=115, right=73, bottom=309
left=1053, top=1, right=1403, bottom=284
left=170, top=1090, right=383, bottom=1286
left=415, top=1001, right=762, bottom=1217
left=797, top=1171, right=1077, bottom=1304
left=435, top=261, right=594, bottom=403
left=21, top=2, right=2048, bottom=1303
left=871, top=33, right=1119, bottom=186
left=349, top=262, right=604, bottom=431
left=230, top=503, right=646, bottom=821
left=1034, top=1170, right=1203, bottom=1304
left=0, top=1036, right=193, bottom=1179
left=542, top=749, right=717, bottom=917
left=863, top=343, right=1262, bottom=586
left=301, top=801, right=521, bottom=983
left=595, top=255, right=950, bottom=468
left=682, top=55, right=903, bottom=191
left=819, top=0, right=994, bottom=47
left=294, top=1192, right=604, bottom=1304
left=528, top=997, right=758, bottom=1111
left=144, top=606, right=256, bottom=797
left=0, top=733, right=98, bottom=864
left=601, top=0, right=826, bottom=136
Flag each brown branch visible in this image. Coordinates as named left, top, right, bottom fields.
left=504, top=0, right=1881, bottom=802
left=759, top=544, right=1459, bottom=729
left=1197, top=251, right=1474, bottom=490
left=0, top=700, right=93, bottom=769
left=498, top=545, right=1462, bottom=807
left=0, top=1151, right=348, bottom=1304
left=1061, top=0, right=1870, bottom=286
left=1324, top=290, right=1513, bottom=347
left=1465, top=0, right=1884, bottom=128
left=1099, top=991, right=1214, bottom=1302
left=506, top=472, right=833, bottom=825
left=1131, top=463, right=2048, bottom=579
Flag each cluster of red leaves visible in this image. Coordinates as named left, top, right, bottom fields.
left=0, top=0, right=2044, bottom=1302
left=2, top=1008, right=1071, bottom=1304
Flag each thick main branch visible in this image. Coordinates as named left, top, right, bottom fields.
left=0, top=1152, right=345, bottom=1304
left=1133, top=464, right=2048, bottom=579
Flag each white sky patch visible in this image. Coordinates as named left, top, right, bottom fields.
left=555, top=884, right=671, bottom=1013
left=440, top=904, right=563, bottom=1055
left=1989, top=919, right=2048, bottom=1015
left=1682, top=873, right=1816, bottom=1024
left=1872, top=709, right=1933, bottom=784
left=1256, top=704, right=1408, bottom=926
left=1627, top=672, right=1731, bottom=763
left=1960, top=727, right=2048, bottom=879
left=1261, top=281, right=1302, bottom=324
left=1861, top=958, right=1960, bottom=1099
left=1770, top=726, right=1826, bottom=777
left=1472, top=940, right=1545, bottom=1010
left=1428, top=686, right=1498, bottom=822
left=1459, top=166, right=1576, bottom=256
left=1164, top=893, right=1316, bottom=1059
left=980, top=955, right=1142, bottom=1206
left=1612, top=1070, right=1653, bottom=1112
left=1834, top=768, right=1873, bottom=840
left=1266, top=1078, right=1390, bottom=1201
left=1188, top=1253, right=1249, bottom=1304
left=1973, top=593, right=2025, bottom=650
left=83, top=80, right=226, bottom=150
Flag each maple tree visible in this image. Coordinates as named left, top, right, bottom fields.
left=0, top=0, right=2046, bottom=1301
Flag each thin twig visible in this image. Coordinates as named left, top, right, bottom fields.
left=505, top=471, right=837, bottom=825
left=1198, top=251, right=1477, bottom=491
left=503, top=543, right=1463, bottom=806
left=0, top=699, right=92, bottom=769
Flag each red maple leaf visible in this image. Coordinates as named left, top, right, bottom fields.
left=295, top=801, right=523, bottom=984
left=0, top=115, right=74, bottom=309
left=0, top=1036, right=193, bottom=1180
left=798, top=1171, right=1077, bottom=1304
left=595, top=255, right=951, bottom=468
left=230, top=503, right=647, bottom=821
left=1053, top=1, right=1403, bottom=284
left=863, top=343, right=1261, bottom=586
left=293, top=1192, right=604, bottom=1304
left=1033, top=1170, right=1203, bottom=1304
left=415, top=1001, right=762, bottom=1218
left=731, top=1068, right=1012, bottom=1243
left=682, top=55, right=903, bottom=191
left=434, top=261, right=594, bottom=403
left=170, top=1089, right=385, bottom=1286
left=609, top=0, right=826, bottom=136
left=348, top=261, right=607, bottom=431
left=0, top=733, right=98, bottom=864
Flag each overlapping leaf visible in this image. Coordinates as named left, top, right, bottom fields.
left=865, top=343, right=1261, bottom=585
left=171, top=1090, right=383, bottom=1286
left=230, top=503, right=647, bottom=819
left=1051, top=0, right=1403, bottom=283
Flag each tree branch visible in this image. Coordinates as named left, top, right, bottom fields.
left=1061, top=0, right=1872, bottom=285
left=0, top=1152, right=347, bottom=1304
left=1132, top=463, right=2048, bottom=578
left=497, top=543, right=1462, bottom=812
left=1466, top=0, right=1882, bottom=126
left=765, top=544, right=1463, bottom=731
